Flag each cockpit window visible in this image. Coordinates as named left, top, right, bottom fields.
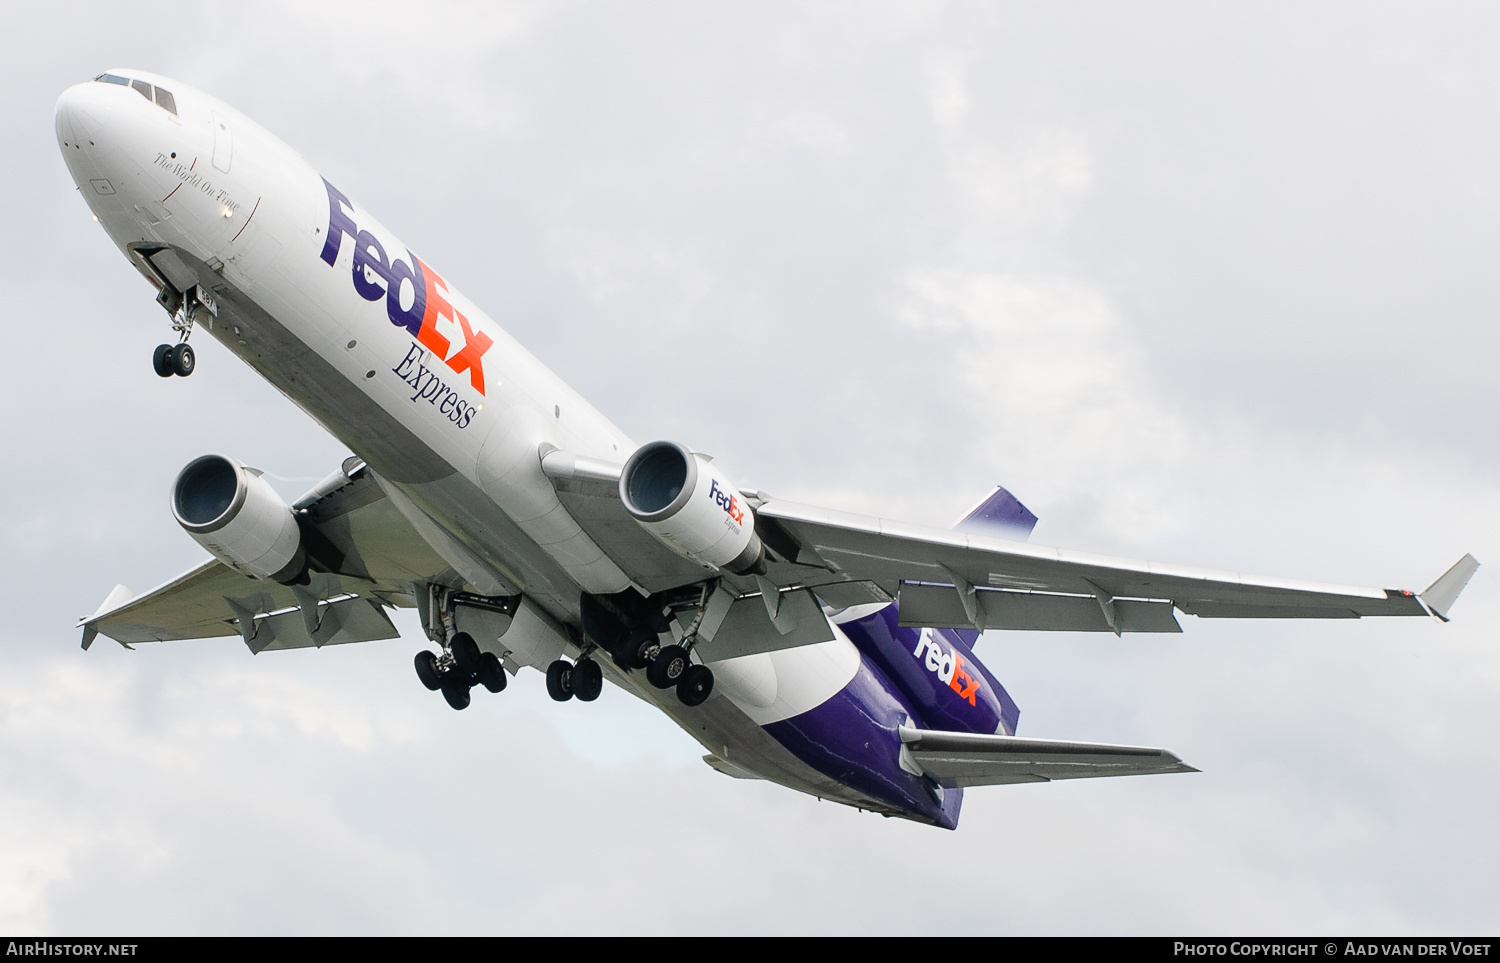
left=92, top=74, right=178, bottom=117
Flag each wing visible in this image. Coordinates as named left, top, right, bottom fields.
left=756, top=498, right=1478, bottom=633
left=79, top=560, right=401, bottom=652
left=898, top=726, right=1197, bottom=787
left=79, top=458, right=452, bottom=651
left=539, top=450, right=1476, bottom=642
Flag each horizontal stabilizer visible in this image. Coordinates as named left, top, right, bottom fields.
left=898, top=725, right=1196, bottom=788
left=1419, top=553, right=1480, bottom=622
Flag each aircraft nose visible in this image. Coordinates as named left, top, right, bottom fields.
left=55, top=81, right=110, bottom=150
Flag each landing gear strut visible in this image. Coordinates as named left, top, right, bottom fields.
left=580, top=585, right=717, bottom=708
left=152, top=283, right=211, bottom=377
left=413, top=585, right=518, bottom=711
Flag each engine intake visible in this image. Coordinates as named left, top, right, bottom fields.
left=619, top=441, right=765, bottom=575
left=172, top=454, right=306, bottom=583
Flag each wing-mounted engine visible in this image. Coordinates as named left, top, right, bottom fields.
left=619, top=441, right=766, bottom=576
left=171, top=454, right=306, bottom=583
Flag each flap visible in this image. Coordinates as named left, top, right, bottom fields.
left=694, top=587, right=836, bottom=662
left=897, top=583, right=1182, bottom=633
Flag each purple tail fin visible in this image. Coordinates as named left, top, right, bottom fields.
left=953, top=486, right=1037, bottom=541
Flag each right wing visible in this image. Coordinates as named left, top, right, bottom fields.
left=79, top=560, right=401, bottom=652
left=79, top=459, right=452, bottom=651
left=898, top=726, right=1197, bottom=787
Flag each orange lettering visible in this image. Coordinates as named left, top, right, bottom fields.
left=447, top=311, right=492, bottom=395
left=415, top=258, right=452, bottom=360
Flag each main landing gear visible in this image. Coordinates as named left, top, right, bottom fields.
left=545, top=657, right=603, bottom=703
left=415, top=632, right=507, bottom=710
left=414, top=585, right=522, bottom=711
left=579, top=589, right=717, bottom=708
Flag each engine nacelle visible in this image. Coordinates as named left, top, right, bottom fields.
left=172, top=454, right=306, bottom=583
left=619, top=441, right=765, bottom=575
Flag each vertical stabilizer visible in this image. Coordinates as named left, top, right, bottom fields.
left=953, top=486, right=1037, bottom=541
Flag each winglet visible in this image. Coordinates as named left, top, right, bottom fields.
left=79, top=584, right=136, bottom=650
left=1419, top=554, right=1480, bottom=622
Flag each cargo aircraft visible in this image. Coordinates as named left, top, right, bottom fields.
left=57, top=71, right=1478, bottom=829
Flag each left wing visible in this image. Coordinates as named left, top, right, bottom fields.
left=898, top=726, right=1197, bottom=787
left=756, top=499, right=1478, bottom=633
left=538, top=450, right=1477, bottom=644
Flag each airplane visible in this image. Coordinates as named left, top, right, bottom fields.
left=56, top=69, right=1479, bottom=830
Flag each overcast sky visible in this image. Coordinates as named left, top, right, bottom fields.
left=2, top=1, right=1498, bottom=935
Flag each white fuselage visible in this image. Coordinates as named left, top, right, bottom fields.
left=55, top=70, right=893, bottom=817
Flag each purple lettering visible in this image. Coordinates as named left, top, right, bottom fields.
left=386, top=252, right=426, bottom=336
left=319, top=178, right=358, bottom=266
left=352, top=229, right=390, bottom=301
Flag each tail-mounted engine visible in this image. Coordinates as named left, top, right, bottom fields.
left=619, top=441, right=765, bottom=575
left=172, top=454, right=307, bottom=583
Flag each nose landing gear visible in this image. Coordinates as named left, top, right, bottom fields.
left=153, top=342, right=195, bottom=377
left=151, top=283, right=214, bottom=378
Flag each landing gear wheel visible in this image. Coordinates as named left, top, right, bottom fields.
left=676, top=664, right=714, bottom=707
left=152, top=344, right=174, bottom=377
left=170, top=342, right=195, bottom=377
left=477, top=652, right=507, bottom=693
left=450, top=632, right=483, bottom=676
left=414, top=650, right=443, bottom=691
left=572, top=658, right=603, bottom=702
left=615, top=631, right=654, bottom=671
left=647, top=645, right=690, bottom=690
left=546, top=659, right=575, bottom=702
left=440, top=677, right=472, bottom=710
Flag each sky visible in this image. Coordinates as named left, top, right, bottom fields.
left=2, top=0, right=1498, bottom=935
